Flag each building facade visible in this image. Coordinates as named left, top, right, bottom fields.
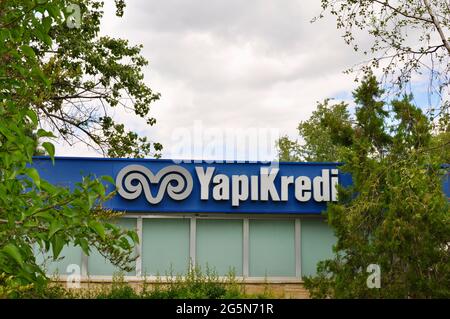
left=32, top=157, right=449, bottom=293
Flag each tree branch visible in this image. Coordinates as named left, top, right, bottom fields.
left=423, top=0, right=450, bottom=55
left=372, top=0, right=434, bottom=24
left=37, top=105, right=102, bottom=146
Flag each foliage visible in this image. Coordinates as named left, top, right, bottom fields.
left=0, top=272, right=76, bottom=298
left=276, top=135, right=302, bottom=162
left=315, top=0, right=450, bottom=114
left=140, top=266, right=240, bottom=299
left=95, top=273, right=139, bottom=299
left=295, top=74, right=450, bottom=298
left=276, top=99, right=353, bottom=162
left=1, top=0, right=161, bottom=157
left=1, top=267, right=273, bottom=299
left=0, top=0, right=142, bottom=295
left=94, top=269, right=272, bottom=299
left=0, top=273, right=34, bottom=298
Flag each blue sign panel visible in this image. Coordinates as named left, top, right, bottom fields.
left=33, top=156, right=352, bottom=214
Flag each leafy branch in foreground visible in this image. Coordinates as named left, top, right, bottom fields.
left=1, top=0, right=161, bottom=158
left=0, top=0, right=141, bottom=296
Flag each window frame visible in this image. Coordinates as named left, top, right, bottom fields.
left=51, top=213, right=328, bottom=283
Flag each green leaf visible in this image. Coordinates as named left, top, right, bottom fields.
left=102, top=175, right=115, bottom=185
left=47, top=5, right=62, bottom=20
left=0, top=126, right=15, bottom=141
left=32, top=66, right=51, bottom=87
left=87, top=192, right=97, bottom=208
left=26, top=167, right=41, bottom=189
left=21, top=45, right=36, bottom=59
left=0, top=29, right=10, bottom=43
left=34, top=211, right=54, bottom=221
left=37, top=129, right=55, bottom=138
left=52, top=235, right=65, bottom=259
left=76, top=238, right=90, bottom=255
left=89, top=221, right=106, bottom=240
left=34, top=27, right=53, bottom=46
left=42, top=16, right=52, bottom=33
left=26, top=109, right=38, bottom=126
left=94, top=181, right=105, bottom=197
left=42, top=142, right=55, bottom=162
left=48, top=221, right=63, bottom=239
left=127, top=230, right=139, bottom=244
left=3, top=244, right=24, bottom=267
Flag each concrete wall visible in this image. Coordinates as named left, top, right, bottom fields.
left=56, top=279, right=311, bottom=299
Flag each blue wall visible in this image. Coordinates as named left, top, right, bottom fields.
left=32, top=157, right=353, bottom=214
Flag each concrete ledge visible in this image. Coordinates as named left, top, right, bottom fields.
left=54, top=275, right=304, bottom=284
left=52, top=276, right=310, bottom=299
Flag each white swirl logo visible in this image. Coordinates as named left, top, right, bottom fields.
left=115, top=165, right=193, bottom=204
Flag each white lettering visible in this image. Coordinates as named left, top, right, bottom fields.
left=295, top=176, right=312, bottom=202
left=212, top=174, right=229, bottom=200
left=313, top=169, right=330, bottom=202
left=260, top=168, right=280, bottom=201
left=195, top=167, right=215, bottom=200
left=118, top=164, right=340, bottom=206
left=250, top=175, right=259, bottom=200
left=232, top=175, right=249, bottom=206
left=331, top=169, right=339, bottom=201
left=281, top=176, right=294, bottom=201
left=177, top=303, right=211, bottom=317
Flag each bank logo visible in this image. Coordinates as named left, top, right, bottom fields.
left=116, top=164, right=339, bottom=207
left=116, top=165, right=193, bottom=204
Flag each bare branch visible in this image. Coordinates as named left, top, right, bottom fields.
left=372, top=0, right=434, bottom=24
left=423, top=0, right=450, bottom=54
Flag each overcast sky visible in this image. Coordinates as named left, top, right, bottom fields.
left=56, top=0, right=371, bottom=160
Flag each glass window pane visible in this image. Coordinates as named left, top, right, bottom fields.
left=35, top=244, right=82, bottom=278
left=249, top=219, right=296, bottom=277
left=301, top=218, right=336, bottom=277
left=142, top=218, right=190, bottom=276
left=87, top=218, right=137, bottom=276
left=196, top=219, right=243, bottom=276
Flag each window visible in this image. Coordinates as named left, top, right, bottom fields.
left=196, top=219, right=243, bottom=276
left=249, top=219, right=296, bottom=277
left=301, top=218, right=336, bottom=277
left=87, top=218, right=137, bottom=276
left=35, top=215, right=336, bottom=281
left=142, top=218, right=190, bottom=276
left=36, top=243, right=82, bottom=278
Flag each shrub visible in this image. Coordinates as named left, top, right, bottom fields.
left=1, top=266, right=277, bottom=299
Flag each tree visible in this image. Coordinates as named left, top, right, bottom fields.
left=298, top=75, right=449, bottom=298
left=0, top=1, right=144, bottom=297
left=276, top=99, right=353, bottom=162
left=276, top=135, right=302, bottom=162
left=1, top=0, right=162, bottom=158
left=315, top=0, right=450, bottom=116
